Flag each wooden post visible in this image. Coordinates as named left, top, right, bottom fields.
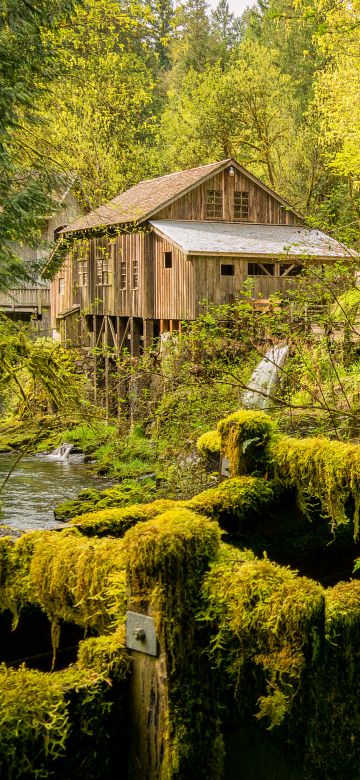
left=126, top=512, right=222, bottom=780
left=130, top=318, right=141, bottom=357
left=142, top=319, right=154, bottom=350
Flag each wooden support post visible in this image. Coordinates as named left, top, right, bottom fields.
left=142, top=319, right=154, bottom=350
left=104, top=316, right=109, bottom=418
left=126, top=515, right=221, bottom=779
left=130, top=318, right=141, bottom=358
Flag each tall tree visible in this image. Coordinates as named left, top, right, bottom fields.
left=0, top=0, right=79, bottom=290
left=36, top=0, right=158, bottom=208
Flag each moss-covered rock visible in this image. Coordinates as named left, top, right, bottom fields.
left=187, top=476, right=276, bottom=533
left=197, top=429, right=221, bottom=458
left=217, top=409, right=275, bottom=476
left=70, top=498, right=178, bottom=537
left=54, top=478, right=157, bottom=521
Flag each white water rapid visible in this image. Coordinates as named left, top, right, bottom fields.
left=242, top=344, right=289, bottom=410
left=37, top=443, right=85, bottom=463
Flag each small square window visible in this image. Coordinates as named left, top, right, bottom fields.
left=164, top=251, right=172, bottom=269
left=221, top=264, right=234, bottom=276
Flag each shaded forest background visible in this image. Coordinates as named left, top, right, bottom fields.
left=2, top=0, right=360, bottom=289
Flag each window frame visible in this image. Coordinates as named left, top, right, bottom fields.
left=234, top=191, right=250, bottom=220
left=163, top=251, right=173, bottom=269
left=206, top=189, right=223, bottom=219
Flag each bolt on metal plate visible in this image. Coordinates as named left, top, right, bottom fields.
left=125, top=611, right=158, bottom=657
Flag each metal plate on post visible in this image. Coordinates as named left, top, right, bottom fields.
left=126, top=611, right=158, bottom=656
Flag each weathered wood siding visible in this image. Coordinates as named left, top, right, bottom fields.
left=192, top=257, right=300, bottom=315
left=52, top=231, right=152, bottom=324
left=153, top=169, right=301, bottom=225
left=153, top=234, right=194, bottom=320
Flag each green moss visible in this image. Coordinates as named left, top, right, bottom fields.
left=124, top=508, right=223, bottom=778
left=332, top=288, right=360, bottom=321
left=197, top=429, right=221, bottom=458
left=70, top=498, right=178, bottom=536
left=271, top=435, right=360, bottom=536
left=0, top=638, right=130, bottom=779
left=0, top=530, right=127, bottom=634
left=200, top=553, right=324, bottom=729
left=188, top=476, right=275, bottom=531
left=55, top=478, right=157, bottom=521
left=77, top=626, right=130, bottom=679
left=217, top=409, right=275, bottom=476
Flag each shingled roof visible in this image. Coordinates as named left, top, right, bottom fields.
left=63, top=160, right=228, bottom=234
left=62, top=158, right=300, bottom=234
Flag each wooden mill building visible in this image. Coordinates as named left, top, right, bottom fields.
left=50, top=158, right=350, bottom=355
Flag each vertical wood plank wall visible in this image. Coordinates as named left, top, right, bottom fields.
left=51, top=166, right=304, bottom=333
left=154, top=169, right=301, bottom=225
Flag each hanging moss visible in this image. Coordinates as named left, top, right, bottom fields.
left=217, top=409, right=275, bottom=476
left=271, top=435, right=360, bottom=537
left=200, top=551, right=324, bottom=730
left=187, top=476, right=276, bottom=532
left=0, top=637, right=130, bottom=780
left=0, top=530, right=127, bottom=633
left=70, top=498, right=178, bottom=537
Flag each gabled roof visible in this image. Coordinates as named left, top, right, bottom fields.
left=62, top=158, right=301, bottom=234
left=149, top=221, right=354, bottom=259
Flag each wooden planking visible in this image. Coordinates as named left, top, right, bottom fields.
left=153, top=234, right=194, bottom=320
left=192, top=256, right=300, bottom=314
left=153, top=169, right=301, bottom=225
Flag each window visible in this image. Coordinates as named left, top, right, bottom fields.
left=221, top=264, right=234, bottom=276
left=132, top=258, right=139, bottom=289
left=96, top=250, right=112, bottom=286
left=58, top=277, right=65, bottom=295
left=164, top=251, right=172, bottom=269
left=120, top=257, right=127, bottom=290
left=206, top=190, right=223, bottom=219
left=248, top=262, right=274, bottom=276
left=279, top=263, right=302, bottom=277
left=234, top=191, right=249, bottom=220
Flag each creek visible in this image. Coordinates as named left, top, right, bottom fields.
left=0, top=453, right=102, bottom=532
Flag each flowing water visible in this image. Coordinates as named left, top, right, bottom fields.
left=242, top=344, right=289, bottom=410
left=0, top=453, right=103, bottom=532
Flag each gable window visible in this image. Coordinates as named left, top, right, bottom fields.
left=221, top=264, right=234, bottom=276
left=58, top=277, right=65, bottom=295
left=206, top=190, right=223, bottom=219
left=96, top=251, right=112, bottom=286
left=132, top=258, right=139, bottom=289
left=234, top=191, right=249, bottom=220
left=164, top=251, right=172, bottom=269
left=248, top=262, right=274, bottom=276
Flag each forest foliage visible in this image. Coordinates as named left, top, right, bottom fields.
left=2, top=0, right=360, bottom=289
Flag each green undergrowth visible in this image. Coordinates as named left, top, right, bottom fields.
left=70, top=498, right=178, bottom=536
left=0, top=530, right=127, bottom=637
